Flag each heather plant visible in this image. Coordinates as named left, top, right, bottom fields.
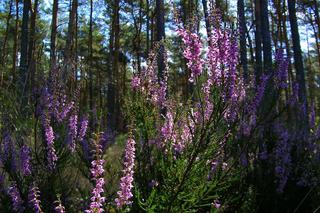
left=124, top=19, right=248, bottom=211
left=122, top=13, right=320, bottom=212
left=0, top=9, right=319, bottom=213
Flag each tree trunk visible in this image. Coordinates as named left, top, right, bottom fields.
left=1, top=0, right=13, bottom=70
left=260, top=0, right=272, bottom=73
left=12, top=0, right=19, bottom=82
left=63, top=0, right=78, bottom=83
left=156, top=0, right=165, bottom=81
left=237, top=0, right=248, bottom=82
left=28, top=0, right=39, bottom=89
left=107, top=0, right=120, bottom=130
left=89, top=0, right=93, bottom=111
left=287, top=0, right=309, bottom=130
left=146, top=0, right=150, bottom=55
left=19, top=0, right=31, bottom=104
left=114, top=0, right=121, bottom=129
left=254, top=0, right=262, bottom=84
left=50, top=0, right=58, bottom=75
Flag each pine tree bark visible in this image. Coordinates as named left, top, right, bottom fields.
left=287, top=0, right=307, bottom=103
left=146, top=0, right=150, bottom=55
left=254, top=0, right=262, bottom=83
left=12, top=0, right=19, bottom=82
left=287, top=0, right=309, bottom=129
left=260, top=0, right=272, bottom=73
left=28, top=0, right=39, bottom=89
left=114, top=0, right=121, bottom=129
left=19, top=0, right=31, bottom=103
left=50, top=0, right=58, bottom=75
left=156, top=0, right=165, bottom=81
left=63, top=0, right=78, bottom=82
left=107, top=0, right=120, bottom=130
left=1, top=0, right=13, bottom=70
left=89, top=0, right=93, bottom=111
left=238, top=0, right=248, bottom=81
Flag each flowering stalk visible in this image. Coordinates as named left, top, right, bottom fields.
left=8, top=183, right=24, bottom=212
left=115, top=137, right=136, bottom=208
left=273, top=123, right=291, bottom=193
left=56, top=100, right=74, bottom=122
left=28, top=185, right=43, bottom=213
left=85, top=140, right=106, bottom=213
left=68, top=114, right=78, bottom=152
left=20, top=145, right=31, bottom=176
left=131, top=48, right=168, bottom=108
left=54, top=195, right=66, bottom=213
left=177, top=28, right=204, bottom=83
left=43, top=115, right=58, bottom=170
left=78, top=116, right=89, bottom=142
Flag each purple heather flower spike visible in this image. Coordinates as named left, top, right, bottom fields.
left=57, top=101, right=74, bottom=122
left=273, top=123, right=291, bottom=193
left=177, top=28, right=204, bottom=83
left=28, top=185, right=42, bottom=213
left=3, top=132, right=18, bottom=172
left=131, top=75, right=141, bottom=90
left=86, top=142, right=106, bottom=213
left=43, top=117, right=58, bottom=170
left=68, top=114, right=78, bottom=152
left=115, top=137, right=136, bottom=208
left=20, top=145, right=32, bottom=176
left=8, top=183, right=25, bottom=212
left=78, top=116, right=89, bottom=142
left=161, top=110, right=175, bottom=146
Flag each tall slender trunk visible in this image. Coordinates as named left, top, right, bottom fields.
left=28, top=0, right=39, bottom=89
left=260, top=0, right=272, bottom=73
left=63, top=0, right=78, bottom=82
left=50, top=0, right=58, bottom=75
left=238, top=0, right=248, bottom=82
left=288, top=0, right=309, bottom=130
left=156, top=0, right=165, bottom=81
left=146, top=0, right=150, bottom=56
left=282, top=1, right=293, bottom=92
left=19, top=0, right=31, bottom=104
left=114, top=0, right=121, bottom=129
left=89, top=0, right=93, bottom=111
left=107, top=0, right=120, bottom=130
left=12, top=0, right=19, bottom=82
left=254, top=0, right=262, bottom=83
left=1, top=0, right=13, bottom=69
left=287, top=0, right=307, bottom=103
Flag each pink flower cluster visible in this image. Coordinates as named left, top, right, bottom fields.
left=78, top=116, right=89, bottom=142
left=115, top=137, right=136, bottom=208
left=68, top=114, right=78, bottom=152
left=131, top=66, right=167, bottom=107
left=177, top=28, right=204, bottom=83
left=42, top=115, right=58, bottom=170
left=8, top=183, right=24, bottom=212
left=86, top=154, right=106, bottom=213
left=28, top=185, right=42, bottom=212
left=160, top=108, right=194, bottom=154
